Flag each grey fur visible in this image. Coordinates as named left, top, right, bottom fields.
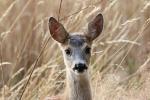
left=69, top=35, right=85, bottom=47
left=49, top=13, right=104, bottom=100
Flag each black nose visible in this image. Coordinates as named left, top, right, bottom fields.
left=73, top=63, right=88, bottom=73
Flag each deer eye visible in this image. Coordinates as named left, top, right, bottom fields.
left=85, top=47, right=91, bottom=54
left=65, top=48, right=72, bottom=56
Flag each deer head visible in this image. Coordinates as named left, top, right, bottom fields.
left=49, top=14, right=103, bottom=75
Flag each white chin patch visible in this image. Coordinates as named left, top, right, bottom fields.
left=74, top=69, right=88, bottom=75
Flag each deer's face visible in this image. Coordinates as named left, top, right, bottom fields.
left=60, top=34, right=92, bottom=74
left=49, top=14, right=103, bottom=74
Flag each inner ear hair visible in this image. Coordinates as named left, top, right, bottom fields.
left=87, top=13, right=104, bottom=41
left=49, top=17, right=69, bottom=43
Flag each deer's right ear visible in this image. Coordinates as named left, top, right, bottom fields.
left=49, top=17, right=68, bottom=43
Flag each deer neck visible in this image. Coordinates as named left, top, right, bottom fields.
left=66, top=69, right=92, bottom=100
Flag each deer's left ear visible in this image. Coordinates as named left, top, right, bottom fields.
left=86, top=14, right=104, bottom=41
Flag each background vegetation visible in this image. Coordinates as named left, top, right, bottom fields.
left=0, top=0, right=150, bottom=100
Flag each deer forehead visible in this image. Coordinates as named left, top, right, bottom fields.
left=61, top=34, right=91, bottom=49
left=69, top=35, right=86, bottom=47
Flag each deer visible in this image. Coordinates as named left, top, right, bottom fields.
left=47, top=13, right=104, bottom=100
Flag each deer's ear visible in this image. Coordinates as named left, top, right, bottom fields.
left=86, top=14, right=103, bottom=41
left=49, top=17, right=68, bottom=43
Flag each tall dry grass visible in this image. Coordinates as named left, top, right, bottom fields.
left=0, top=0, right=150, bottom=100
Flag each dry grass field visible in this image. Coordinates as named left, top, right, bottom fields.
left=0, top=0, right=150, bottom=100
